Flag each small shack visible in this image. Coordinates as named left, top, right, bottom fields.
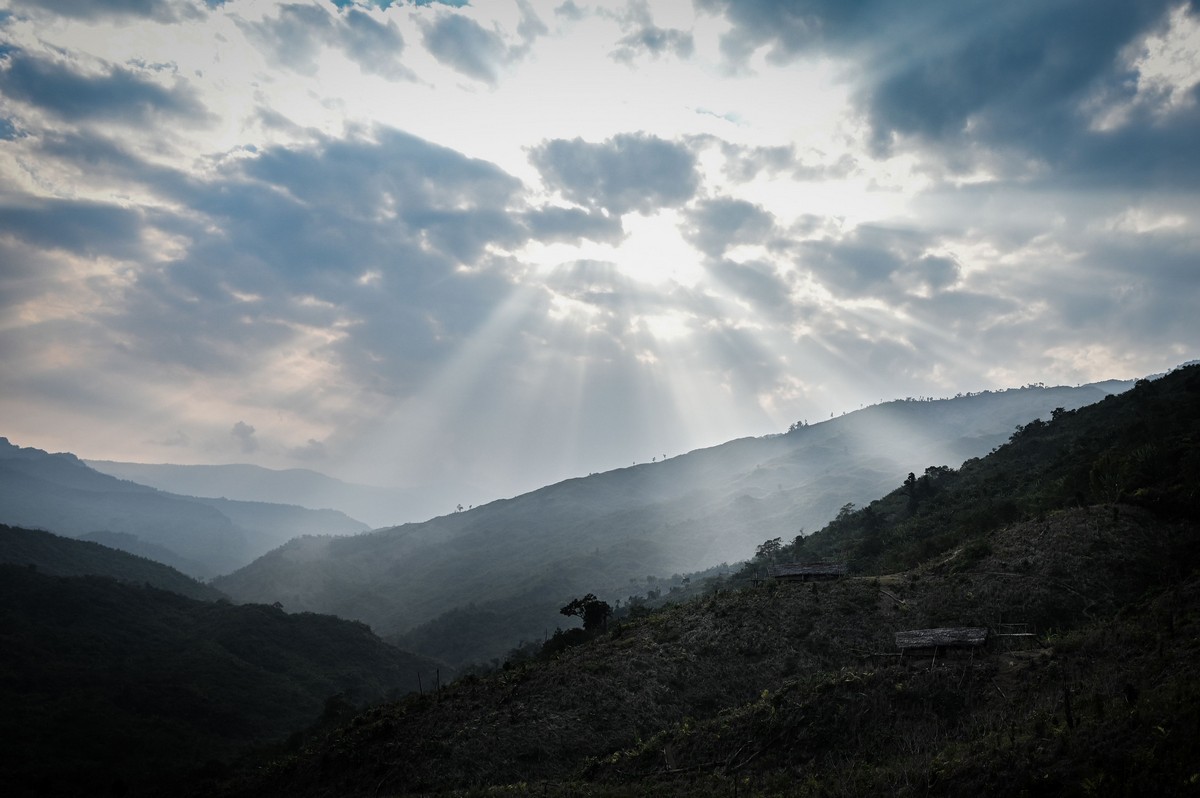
left=895, top=627, right=988, bottom=664
left=766, top=562, right=848, bottom=582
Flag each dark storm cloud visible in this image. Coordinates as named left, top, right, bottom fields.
left=0, top=51, right=210, bottom=125
left=697, top=0, right=1197, bottom=182
left=244, top=3, right=411, bottom=80
left=681, top=197, right=777, bottom=258
left=420, top=2, right=545, bottom=84
left=530, top=133, right=700, bottom=215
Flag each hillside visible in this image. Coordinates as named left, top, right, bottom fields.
left=214, top=382, right=1127, bottom=666
left=0, top=438, right=369, bottom=577
left=84, top=460, right=476, bottom=529
left=0, top=566, right=451, bottom=798
left=211, top=365, right=1200, bottom=797
left=0, top=524, right=225, bottom=601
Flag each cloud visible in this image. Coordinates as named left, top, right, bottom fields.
left=697, top=0, right=1197, bottom=184
left=231, top=421, right=257, bottom=453
left=420, top=2, right=545, bottom=84
left=243, top=3, right=333, bottom=77
left=21, top=125, right=533, bottom=400
left=6, top=0, right=200, bottom=23
left=707, top=258, right=794, bottom=315
left=523, top=205, right=624, bottom=244
left=422, top=14, right=506, bottom=83
left=288, top=438, right=326, bottom=461
left=681, top=197, right=777, bottom=258
left=243, top=3, right=411, bottom=80
left=530, top=133, right=701, bottom=215
left=337, top=7, right=413, bottom=81
left=0, top=197, right=146, bottom=258
left=150, top=430, right=190, bottom=448
left=611, top=24, right=693, bottom=64
left=0, top=51, right=210, bottom=125
left=798, top=225, right=928, bottom=299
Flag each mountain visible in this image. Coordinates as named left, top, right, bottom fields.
left=211, top=364, right=1200, bottom=798
left=214, top=380, right=1131, bottom=667
left=0, top=564, right=451, bottom=798
left=0, top=523, right=225, bottom=601
left=84, top=461, right=473, bottom=529
left=0, top=438, right=369, bottom=578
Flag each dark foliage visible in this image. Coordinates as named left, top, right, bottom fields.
left=0, top=523, right=225, bottom=601
left=0, top=567, right=448, bottom=797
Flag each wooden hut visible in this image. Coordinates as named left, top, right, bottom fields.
left=895, top=627, right=988, bottom=664
left=766, top=562, right=848, bottom=582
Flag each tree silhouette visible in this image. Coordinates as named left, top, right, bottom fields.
left=559, top=593, right=611, bottom=631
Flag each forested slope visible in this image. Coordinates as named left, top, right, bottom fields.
left=213, top=366, right=1200, bottom=797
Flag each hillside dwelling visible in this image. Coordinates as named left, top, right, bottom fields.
left=766, top=562, right=848, bottom=582
left=895, top=627, right=989, bottom=663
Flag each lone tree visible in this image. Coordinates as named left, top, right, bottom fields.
left=755, top=537, right=782, bottom=561
left=560, top=593, right=612, bottom=632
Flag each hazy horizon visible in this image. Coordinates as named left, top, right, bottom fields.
left=2, top=0, right=1197, bottom=503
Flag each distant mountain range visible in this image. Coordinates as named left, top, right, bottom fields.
left=213, top=379, right=1134, bottom=667
left=0, top=439, right=368, bottom=578
left=84, top=460, right=478, bottom=529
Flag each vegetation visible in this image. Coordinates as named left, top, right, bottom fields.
left=214, top=382, right=1124, bottom=667
left=766, top=371, right=1200, bottom=578
left=0, top=523, right=226, bottom=601
left=0, top=566, right=449, bottom=797
left=208, top=364, right=1200, bottom=797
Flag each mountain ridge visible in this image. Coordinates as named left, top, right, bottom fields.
left=0, top=438, right=369, bottom=578
left=214, top=380, right=1133, bottom=666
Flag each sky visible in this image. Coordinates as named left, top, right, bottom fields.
left=1, top=0, right=1198, bottom=505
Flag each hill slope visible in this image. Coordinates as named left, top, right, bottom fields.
left=0, top=524, right=225, bottom=601
left=0, top=566, right=451, bottom=797
left=84, top=460, right=474, bottom=529
left=214, top=382, right=1127, bottom=666
left=213, top=365, right=1200, bottom=798
left=0, top=438, right=369, bottom=577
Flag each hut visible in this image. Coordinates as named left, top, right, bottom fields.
left=766, top=562, right=848, bottom=582
left=894, top=627, right=988, bottom=664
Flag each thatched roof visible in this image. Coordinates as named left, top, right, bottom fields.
left=894, top=627, right=989, bottom=650
left=766, top=562, right=848, bottom=578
